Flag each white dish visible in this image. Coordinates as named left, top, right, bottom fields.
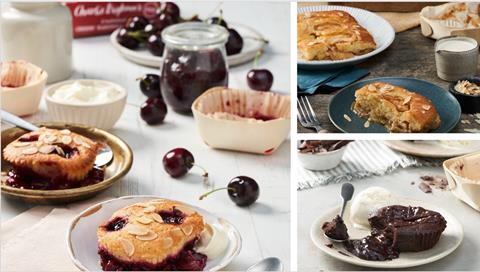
left=297, top=145, right=348, bottom=171
left=110, top=22, right=266, bottom=68
left=384, top=140, right=480, bottom=158
left=297, top=5, right=395, bottom=70
left=310, top=198, right=463, bottom=268
left=67, top=195, right=242, bottom=271
left=45, top=79, right=127, bottom=130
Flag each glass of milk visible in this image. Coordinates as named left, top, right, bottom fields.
left=435, top=36, right=479, bottom=81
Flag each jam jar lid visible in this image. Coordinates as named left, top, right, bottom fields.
left=162, top=22, right=229, bottom=47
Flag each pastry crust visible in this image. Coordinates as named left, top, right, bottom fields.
left=353, top=82, right=441, bottom=132
left=3, top=127, right=98, bottom=181
left=97, top=199, right=205, bottom=265
left=297, top=10, right=377, bottom=61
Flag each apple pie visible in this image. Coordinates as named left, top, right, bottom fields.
left=297, top=10, right=377, bottom=61
left=352, top=82, right=441, bottom=133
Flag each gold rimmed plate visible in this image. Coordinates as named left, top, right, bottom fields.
left=1, top=122, right=133, bottom=204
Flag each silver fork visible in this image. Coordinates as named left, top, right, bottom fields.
left=297, top=96, right=327, bottom=133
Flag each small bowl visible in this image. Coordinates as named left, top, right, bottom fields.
left=297, top=145, right=348, bottom=171
left=191, top=87, right=290, bottom=155
left=1, top=122, right=133, bottom=204
left=443, top=151, right=480, bottom=212
left=45, top=79, right=127, bottom=130
left=1, top=60, right=48, bottom=116
left=448, top=77, right=480, bottom=113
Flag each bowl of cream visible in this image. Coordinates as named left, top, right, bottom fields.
left=45, top=79, right=127, bottom=130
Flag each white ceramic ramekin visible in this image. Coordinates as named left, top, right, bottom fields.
left=1, top=61, right=48, bottom=116
left=297, top=145, right=348, bottom=171
left=45, top=79, right=127, bottom=130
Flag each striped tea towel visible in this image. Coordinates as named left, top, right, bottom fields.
left=297, top=141, right=443, bottom=190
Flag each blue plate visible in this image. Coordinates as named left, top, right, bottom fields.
left=328, top=77, right=461, bottom=133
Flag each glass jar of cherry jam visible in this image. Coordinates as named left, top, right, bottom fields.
left=161, top=22, right=229, bottom=113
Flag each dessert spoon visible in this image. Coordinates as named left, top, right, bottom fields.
left=246, top=257, right=283, bottom=272
left=1, top=110, right=113, bottom=167
left=324, top=182, right=354, bottom=243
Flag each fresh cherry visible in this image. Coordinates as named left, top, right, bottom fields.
left=207, top=16, right=228, bottom=28
left=125, top=16, right=149, bottom=31
left=140, top=98, right=167, bottom=125
left=143, top=24, right=159, bottom=36
left=162, top=148, right=208, bottom=178
left=156, top=2, right=180, bottom=22
left=199, top=176, right=259, bottom=206
left=137, top=74, right=162, bottom=98
left=152, top=13, right=177, bottom=32
left=226, top=28, right=243, bottom=56
left=146, top=33, right=165, bottom=56
left=247, top=69, right=273, bottom=91
left=116, top=27, right=140, bottom=49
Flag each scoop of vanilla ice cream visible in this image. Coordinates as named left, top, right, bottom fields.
left=349, top=187, right=395, bottom=229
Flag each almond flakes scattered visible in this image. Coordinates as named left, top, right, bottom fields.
left=143, top=206, right=156, bottom=213
left=402, top=96, right=412, bottom=105
left=135, top=231, right=158, bottom=241
left=13, top=142, right=31, bottom=147
left=150, top=213, right=163, bottom=223
left=22, top=147, right=38, bottom=155
left=422, top=105, right=431, bottom=111
left=364, top=120, right=370, bottom=128
left=39, top=145, right=55, bottom=154
left=60, top=129, right=71, bottom=135
left=343, top=114, right=352, bottom=122
left=119, top=238, right=135, bottom=257
left=181, top=224, right=193, bottom=235
left=126, top=224, right=149, bottom=236
left=136, top=217, right=153, bottom=224
left=61, top=136, right=72, bottom=144
left=160, top=237, right=173, bottom=248
left=367, top=84, right=377, bottom=91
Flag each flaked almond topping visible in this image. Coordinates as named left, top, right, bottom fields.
left=82, top=143, right=91, bottom=149
left=61, top=136, right=72, bottom=145
left=422, top=110, right=426, bottom=114
left=22, top=147, right=38, bottom=155
left=39, top=134, right=46, bottom=141
left=60, top=129, right=71, bottom=135
left=136, top=217, right=153, bottom=224
left=170, top=227, right=184, bottom=238
left=402, top=96, right=412, bottom=105
left=73, top=137, right=84, bottom=145
left=181, top=224, right=193, bottom=236
left=136, top=230, right=158, bottom=241
left=364, top=120, right=370, bottom=128
left=13, top=142, right=31, bottom=147
left=132, top=202, right=149, bottom=207
left=159, top=237, right=173, bottom=248
left=119, top=238, right=135, bottom=257
left=367, top=84, right=377, bottom=91
left=143, top=206, right=156, bottom=213
left=343, top=114, right=352, bottom=122
left=44, top=135, right=57, bottom=143
left=39, top=145, right=55, bottom=154
left=151, top=213, right=163, bottom=223
left=55, top=146, right=65, bottom=157
left=35, top=141, right=44, bottom=147
left=126, top=224, right=149, bottom=236
left=422, top=105, right=431, bottom=111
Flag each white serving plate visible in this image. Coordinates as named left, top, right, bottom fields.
left=384, top=140, right=480, bottom=158
left=310, top=198, right=463, bottom=268
left=297, top=5, right=395, bottom=70
left=110, top=22, right=266, bottom=68
left=67, top=195, right=242, bottom=271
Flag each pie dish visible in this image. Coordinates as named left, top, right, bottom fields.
left=2, top=127, right=102, bottom=190
left=297, top=10, right=376, bottom=61
left=352, top=82, right=441, bottom=133
left=97, top=199, right=207, bottom=271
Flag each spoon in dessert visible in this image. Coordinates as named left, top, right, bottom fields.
left=1, top=110, right=113, bottom=167
left=246, top=257, right=283, bottom=272
left=324, top=182, right=354, bottom=243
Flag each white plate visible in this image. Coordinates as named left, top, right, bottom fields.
left=67, top=195, right=242, bottom=271
left=384, top=140, right=480, bottom=158
left=110, top=23, right=266, bottom=68
left=297, top=5, right=395, bottom=70
left=310, top=199, right=463, bottom=268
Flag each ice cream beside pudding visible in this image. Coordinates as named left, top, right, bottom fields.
left=349, top=187, right=396, bottom=229
left=195, top=224, right=228, bottom=259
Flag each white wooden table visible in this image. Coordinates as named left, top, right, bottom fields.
left=298, top=166, right=480, bottom=271
left=1, top=2, right=291, bottom=270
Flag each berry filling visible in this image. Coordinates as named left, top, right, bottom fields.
left=104, top=217, right=128, bottom=232
left=53, top=144, right=80, bottom=159
left=18, top=134, right=39, bottom=142
left=98, top=239, right=207, bottom=271
left=3, top=167, right=104, bottom=190
left=159, top=207, right=185, bottom=224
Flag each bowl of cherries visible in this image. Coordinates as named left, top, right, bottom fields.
left=110, top=2, right=268, bottom=67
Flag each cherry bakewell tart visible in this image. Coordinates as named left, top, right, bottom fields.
left=97, top=199, right=208, bottom=271
left=2, top=127, right=102, bottom=190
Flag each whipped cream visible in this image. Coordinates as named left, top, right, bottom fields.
left=51, top=81, right=122, bottom=104
left=195, top=223, right=228, bottom=259
left=349, top=187, right=397, bottom=229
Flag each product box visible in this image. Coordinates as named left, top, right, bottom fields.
left=65, top=2, right=159, bottom=38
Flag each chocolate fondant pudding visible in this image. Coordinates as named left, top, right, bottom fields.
left=322, top=215, right=349, bottom=240
left=344, top=205, right=447, bottom=261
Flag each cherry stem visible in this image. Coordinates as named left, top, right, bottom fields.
left=192, top=163, right=208, bottom=178
left=253, top=50, right=263, bottom=68
left=127, top=30, right=148, bottom=41
left=199, top=187, right=235, bottom=200
left=244, top=36, right=270, bottom=44
left=205, top=2, right=223, bottom=22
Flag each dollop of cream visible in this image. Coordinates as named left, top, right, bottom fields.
left=195, top=223, right=228, bottom=259
left=51, top=81, right=121, bottom=104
